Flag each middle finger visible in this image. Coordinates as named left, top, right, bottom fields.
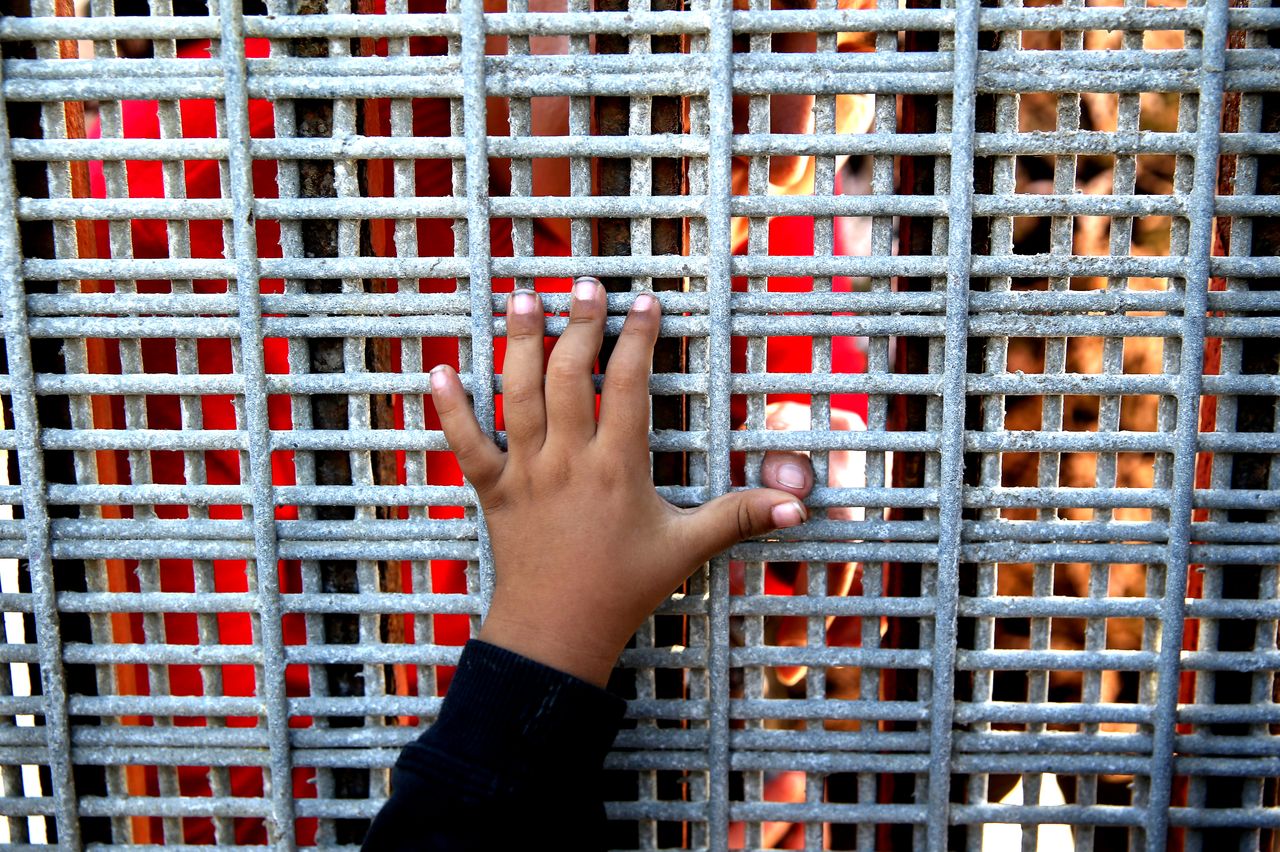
left=544, top=276, right=606, bottom=446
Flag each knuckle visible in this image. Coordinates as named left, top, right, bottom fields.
left=499, top=464, right=532, bottom=491
left=454, top=440, right=485, bottom=466
left=478, top=487, right=507, bottom=514
left=501, top=384, right=542, bottom=410
left=605, top=370, right=641, bottom=396
left=506, top=318, right=542, bottom=341
left=545, top=358, right=583, bottom=384
left=536, top=457, right=572, bottom=491
left=623, top=311, right=658, bottom=336
left=736, top=499, right=754, bottom=542
left=601, top=466, right=633, bottom=494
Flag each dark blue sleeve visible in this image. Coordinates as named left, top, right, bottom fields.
left=362, top=639, right=627, bottom=851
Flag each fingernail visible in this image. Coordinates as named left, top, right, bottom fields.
left=430, top=365, right=449, bottom=392
left=771, top=501, right=806, bottom=529
left=633, top=292, right=657, bottom=312
left=573, top=278, right=598, bottom=302
left=776, top=463, right=808, bottom=490
left=511, top=289, right=538, bottom=315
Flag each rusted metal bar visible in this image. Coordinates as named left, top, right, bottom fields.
left=288, top=2, right=371, bottom=842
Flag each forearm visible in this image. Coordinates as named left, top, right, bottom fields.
left=363, top=640, right=626, bottom=852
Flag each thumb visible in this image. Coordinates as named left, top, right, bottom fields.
left=678, top=489, right=807, bottom=566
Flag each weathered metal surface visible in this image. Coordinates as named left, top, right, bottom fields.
left=0, top=0, right=1277, bottom=849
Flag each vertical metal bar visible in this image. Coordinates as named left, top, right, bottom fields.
left=683, top=7, right=710, bottom=840
left=925, top=0, right=978, bottom=846
left=148, top=0, right=234, bottom=840
left=23, top=0, right=118, bottom=843
left=1022, top=6, right=1079, bottom=846
left=381, top=0, right=436, bottom=713
left=884, top=5, right=940, bottom=842
left=741, top=1, right=770, bottom=847
left=1185, top=24, right=1249, bottom=826
left=965, top=4, right=1015, bottom=847
left=860, top=4, right=899, bottom=844
left=271, top=0, right=352, bottom=840
left=336, top=0, right=384, bottom=831
left=566, top=0, right=592, bottom=270
left=506, top=0, right=534, bottom=294
left=1187, top=7, right=1275, bottom=849
left=82, top=4, right=158, bottom=836
left=88, top=0, right=177, bottom=838
left=1077, top=9, right=1144, bottom=849
left=705, top=0, right=732, bottom=848
left=1132, top=9, right=1200, bottom=841
left=260, top=0, right=343, bottom=840
left=0, top=48, right=80, bottom=852
left=1229, top=8, right=1280, bottom=843
left=1145, top=2, right=1228, bottom=850
left=647, top=0, right=687, bottom=499
left=0, top=656, right=28, bottom=847
left=804, top=4, right=837, bottom=846
left=805, top=2, right=834, bottom=841
left=445, top=0, right=482, bottom=648
left=643, top=17, right=690, bottom=837
left=460, top=0, right=496, bottom=611
left=594, top=0, right=630, bottom=303
left=217, top=0, right=297, bottom=844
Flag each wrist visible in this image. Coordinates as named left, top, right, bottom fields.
left=479, top=598, right=623, bottom=688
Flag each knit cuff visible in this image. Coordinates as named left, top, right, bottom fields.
left=423, top=639, right=626, bottom=778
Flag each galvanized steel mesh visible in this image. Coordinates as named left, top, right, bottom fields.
left=0, top=0, right=1278, bottom=848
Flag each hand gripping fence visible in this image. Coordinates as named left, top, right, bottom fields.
left=0, top=0, right=1279, bottom=849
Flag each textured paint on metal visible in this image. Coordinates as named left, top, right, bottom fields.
left=0, top=0, right=1278, bottom=848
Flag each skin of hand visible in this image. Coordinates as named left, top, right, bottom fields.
left=429, top=277, right=814, bottom=687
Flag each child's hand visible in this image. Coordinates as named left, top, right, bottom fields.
left=429, top=277, right=810, bottom=686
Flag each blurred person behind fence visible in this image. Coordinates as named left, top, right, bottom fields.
left=89, top=0, right=877, bottom=845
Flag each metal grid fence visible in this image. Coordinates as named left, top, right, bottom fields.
left=0, top=0, right=1278, bottom=848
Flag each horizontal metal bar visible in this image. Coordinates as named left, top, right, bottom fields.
left=53, top=591, right=481, bottom=615
left=951, top=804, right=1143, bottom=828
left=4, top=7, right=1279, bottom=41
left=25, top=311, right=1280, bottom=340
left=954, top=701, right=1152, bottom=725
left=46, top=517, right=476, bottom=542
left=22, top=253, right=1280, bottom=281
left=19, top=287, right=1280, bottom=318
left=12, top=130, right=1280, bottom=164
left=953, top=805, right=1280, bottom=830
left=14, top=370, right=1280, bottom=401
left=78, top=796, right=270, bottom=819
left=8, top=132, right=709, bottom=161
left=38, top=191, right=1257, bottom=221
left=731, top=801, right=928, bottom=823
left=12, top=67, right=1278, bottom=101
left=731, top=699, right=929, bottom=721
left=36, top=426, right=1024, bottom=452
left=14, top=482, right=1280, bottom=514
left=37, top=516, right=1280, bottom=549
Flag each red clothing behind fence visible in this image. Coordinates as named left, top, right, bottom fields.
left=88, top=31, right=866, bottom=845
